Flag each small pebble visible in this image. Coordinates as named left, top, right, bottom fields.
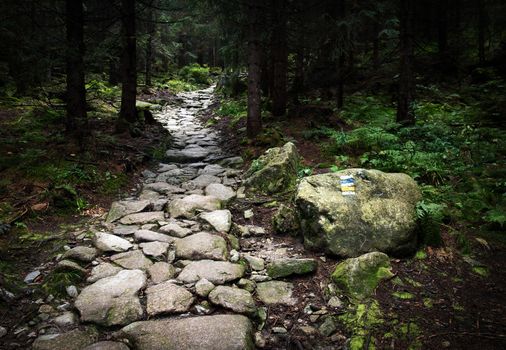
left=272, top=327, right=287, bottom=334
left=66, top=285, right=78, bottom=298
left=0, top=326, right=7, bottom=338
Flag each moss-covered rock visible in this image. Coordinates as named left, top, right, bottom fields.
left=272, top=204, right=300, bottom=235
left=267, top=258, right=317, bottom=278
left=331, top=252, right=393, bottom=300
left=243, top=142, right=299, bottom=195
left=295, top=169, right=421, bottom=257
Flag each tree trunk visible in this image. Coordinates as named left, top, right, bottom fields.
left=397, top=0, right=416, bottom=126
left=336, top=0, right=346, bottom=110
left=65, top=0, right=87, bottom=139
left=247, top=1, right=262, bottom=138
left=118, top=0, right=137, bottom=132
left=478, top=0, right=486, bottom=64
left=437, top=0, right=448, bottom=65
left=292, top=45, right=304, bottom=105
left=161, top=24, right=170, bottom=72
left=271, top=0, right=288, bottom=117
left=145, top=5, right=155, bottom=86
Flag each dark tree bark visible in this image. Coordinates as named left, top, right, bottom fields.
left=161, top=24, right=170, bottom=72
left=292, top=45, right=305, bottom=105
left=145, top=5, right=155, bottom=86
left=65, top=0, right=87, bottom=139
left=118, top=0, right=138, bottom=132
left=397, top=0, right=416, bottom=126
left=336, top=0, right=346, bottom=110
left=271, top=0, right=288, bottom=117
left=437, top=0, right=448, bottom=65
left=247, top=1, right=262, bottom=138
left=477, top=0, right=486, bottom=64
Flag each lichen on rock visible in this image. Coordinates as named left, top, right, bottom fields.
left=243, top=142, right=299, bottom=195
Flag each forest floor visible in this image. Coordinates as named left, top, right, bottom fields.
left=200, top=103, right=506, bottom=349
left=0, top=85, right=504, bottom=350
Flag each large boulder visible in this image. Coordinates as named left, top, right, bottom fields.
left=243, top=142, right=299, bottom=194
left=295, top=169, right=421, bottom=257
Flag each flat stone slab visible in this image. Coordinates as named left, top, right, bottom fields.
left=140, top=241, right=169, bottom=257
left=62, top=246, right=97, bottom=262
left=177, top=260, right=245, bottom=284
left=199, top=210, right=232, bottom=232
left=256, top=281, right=297, bottom=306
left=168, top=194, right=221, bottom=218
left=146, top=281, right=194, bottom=316
left=83, top=341, right=130, bottom=350
left=266, top=258, right=318, bottom=278
left=106, top=200, right=151, bottom=223
left=183, top=174, right=221, bottom=190
left=159, top=223, right=192, bottom=238
left=75, top=270, right=146, bottom=326
left=119, top=211, right=165, bottom=225
left=205, top=183, right=236, bottom=203
left=113, top=225, right=138, bottom=236
left=111, top=250, right=153, bottom=271
left=144, top=182, right=185, bottom=194
left=148, top=262, right=176, bottom=284
left=166, top=145, right=210, bottom=162
left=208, top=286, right=256, bottom=315
left=175, top=232, right=228, bottom=261
left=87, top=263, right=123, bottom=283
left=32, top=327, right=98, bottom=350
left=94, top=232, right=132, bottom=252
left=134, top=229, right=176, bottom=243
left=199, top=164, right=225, bottom=176
left=119, top=315, right=254, bottom=350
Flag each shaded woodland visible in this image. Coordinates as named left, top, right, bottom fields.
left=0, top=0, right=506, bottom=349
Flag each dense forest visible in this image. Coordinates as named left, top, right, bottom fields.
left=0, top=1, right=505, bottom=349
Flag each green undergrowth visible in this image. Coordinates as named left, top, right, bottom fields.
left=303, top=85, right=506, bottom=249
left=155, top=63, right=215, bottom=93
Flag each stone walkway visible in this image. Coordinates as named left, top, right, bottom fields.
left=31, top=86, right=319, bottom=350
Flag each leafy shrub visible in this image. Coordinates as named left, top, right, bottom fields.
left=178, top=63, right=211, bottom=86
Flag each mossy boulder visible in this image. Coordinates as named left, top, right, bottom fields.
left=267, top=258, right=317, bottom=278
left=331, top=252, right=393, bottom=300
left=295, top=169, right=421, bottom=257
left=272, top=204, right=300, bottom=235
left=243, top=142, right=299, bottom=195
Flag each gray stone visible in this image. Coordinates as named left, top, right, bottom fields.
left=24, top=270, right=41, bottom=283
left=159, top=223, right=192, bottom=238
left=205, top=183, right=236, bottom=203
left=75, top=269, right=146, bottom=326
left=200, top=210, right=232, bottom=232
left=148, top=262, right=176, bottom=284
left=178, top=260, right=245, bottom=285
left=244, top=255, right=265, bottom=271
left=331, top=252, right=393, bottom=299
left=256, top=281, right=297, bottom=306
left=175, top=232, right=228, bottom=261
left=134, top=229, right=176, bottom=243
left=319, top=316, right=337, bottom=337
left=144, top=182, right=185, bottom=195
left=0, top=326, right=6, bottom=338
left=83, top=341, right=130, bottom=350
left=119, top=315, right=253, bottom=350
left=266, top=258, right=318, bottom=278
left=55, top=260, right=87, bottom=274
left=243, top=142, right=299, bottom=194
left=87, top=263, right=122, bottom=283
left=62, top=246, right=97, bottom=262
left=237, top=278, right=256, bottom=293
left=183, top=174, right=221, bottom=190
left=218, top=156, right=244, bottom=168
left=119, top=211, right=165, bottom=225
left=93, top=232, right=133, bottom=252
left=32, top=327, right=98, bottom=350
left=106, top=200, right=151, bottom=223
left=139, top=241, right=169, bottom=257
left=168, top=194, right=221, bottom=218
left=111, top=250, right=153, bottom=271
left=208, top=286, right=256, bottom=315
left=244, top=209, right=254, bottom=219
left=296, top=169, right=421, bottom=257
left=139, top=190, right=160, bottom=201
left=66, top=285, right=78, bottom=298
left=53, top=312, right=78, bottom=327
left=113, top=225, right=138, bottom=236
left=199, top=164, right=225, bottom=176
left=166, top=145, right=210, bottom=162
left=146, top=282, right=194, bottom=316
left=195, top=278, right=215, bottom=297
